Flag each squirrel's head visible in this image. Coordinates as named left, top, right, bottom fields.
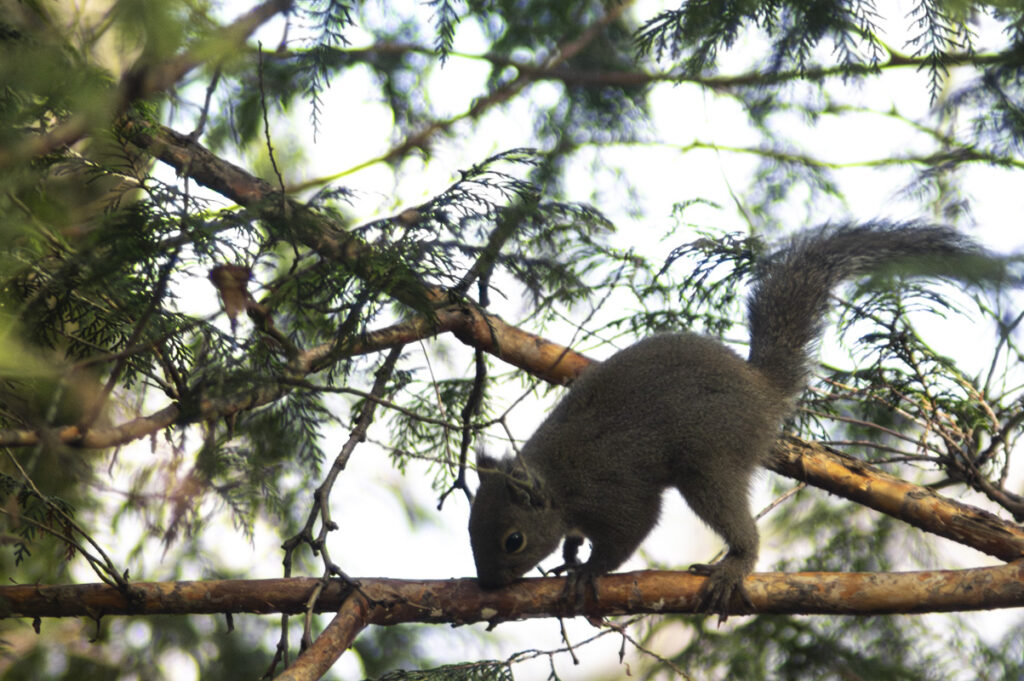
left=468, top=452, right=565, bottom=589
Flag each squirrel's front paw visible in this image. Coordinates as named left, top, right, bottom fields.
left=689, top=562, right=754, bottom=624
left=558, top=567, right=601, bottom=615
left=546, top=559, right=578, bottom=577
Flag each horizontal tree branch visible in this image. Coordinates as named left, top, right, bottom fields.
left=2, top=562, right=1022, bottom=623
left=307, top=41, right=1004, bottom=95
left=673, top=138, right=1024, bottom=172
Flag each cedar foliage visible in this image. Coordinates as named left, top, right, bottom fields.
left=1, top=1, right=1022, bottom=680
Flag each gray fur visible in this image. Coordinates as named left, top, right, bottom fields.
left=468, top=222, right=990, bottom=617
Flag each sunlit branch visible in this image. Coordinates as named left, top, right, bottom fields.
left=769, top=437, right=1024, bottom=562
left=671, top=139, right=1024, bottom=172
left=2, top=563, right=1022, bottom=620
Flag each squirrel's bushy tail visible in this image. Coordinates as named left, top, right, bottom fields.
left=747, top=221, right=988, bottom=397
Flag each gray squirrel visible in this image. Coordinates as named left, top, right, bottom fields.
left=468, top=222, right=999, bottom=618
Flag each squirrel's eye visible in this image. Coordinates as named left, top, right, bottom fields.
left=502, top=530, right=525, bottom=554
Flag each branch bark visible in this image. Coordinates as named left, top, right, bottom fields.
left=0, top=304, right=590, bottom=449
left=769, top=437, right=1024, bottom=563
left=272, top=593, right=372, bottom=681
left=2, top=562, right=1022, bottom=623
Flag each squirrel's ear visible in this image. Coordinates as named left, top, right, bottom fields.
left=476, top=451, right=523, bottom=479
left=476, top=449, right=502, bottom=470
left=474, top=451, right=516, bottom=487
left=505, top=462, right=551, bottom=509
left=474, top=452, right=549, bottom=508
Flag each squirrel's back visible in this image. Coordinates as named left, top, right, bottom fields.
left=523, top=332, right=786, bottom=505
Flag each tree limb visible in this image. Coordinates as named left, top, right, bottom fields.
left=2, top=562, right=1022, bottom=622
left=769, top=437, right=1024, bottom=563
left=322, top=41, right=1007, bottom=92
left=272, top=592, right=372, bottom=681
left=0, top=304, right=590, bottom=449
left=0, top=0, right=293, bottom=171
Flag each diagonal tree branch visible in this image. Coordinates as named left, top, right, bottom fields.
left=272, top=591, right=372, bottom=681
left=0, top=305, right=589, bottom=450
left=119, top=0, right=294, bottom=104
left=769, top=437, right=1024, bottom=563
left=0, top=0, right=293, bottom=171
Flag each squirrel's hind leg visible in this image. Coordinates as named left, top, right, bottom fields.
left=677, top=474, right=759, bottom=622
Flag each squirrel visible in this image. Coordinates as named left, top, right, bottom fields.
left=467, top=222, right=1000, bottom=619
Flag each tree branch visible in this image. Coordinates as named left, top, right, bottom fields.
left=769, top=437, right=1024, bottom=563
left=308, top=40, right=1006, bottom=96
left=0, top=304, right=590, bottom=449
left=272, top=592, right=372, bottom=681
left=0, top=0, right=293, bottom=171
left=2, top=562, right=1022, bottom=622
left=121, top=118, right=589, bottom=382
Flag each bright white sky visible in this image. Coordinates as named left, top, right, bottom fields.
left=69, top=2, right=1024, bottom=679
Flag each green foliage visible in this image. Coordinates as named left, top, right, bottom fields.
left=637, top=0, right=956, bottom=78
left=976, top=616, right=1024, bottom=680
left=906, top=0, right=976, bottom=102
left=371, top=660, right=513, bottom=681
left=1, top=0, right=1022, bottom=679
left=0, top=14, right=113, bottom=147
left=659, top=614, right=967, bottom=681
left=427, top=0, right=462, bottom=63
left=386, top=376, right=472, bottom=475
left=0, top=614, right=278, bottom=681
left=0, top=472, right=78, bottom=567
